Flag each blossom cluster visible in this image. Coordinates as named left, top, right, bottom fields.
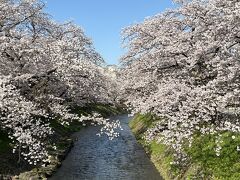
left=0, top=76, right=52, bottom=164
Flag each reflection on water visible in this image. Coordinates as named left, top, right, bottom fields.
left=50, top=114, right=162, bottom=180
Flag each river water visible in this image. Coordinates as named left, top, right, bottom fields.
left=50, top=114, right=162, bottom=180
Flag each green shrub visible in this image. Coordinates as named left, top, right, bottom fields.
left=186, top=132, right=240, bottom=179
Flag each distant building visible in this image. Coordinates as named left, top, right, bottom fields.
left=99, top=65, right=119, bottom=79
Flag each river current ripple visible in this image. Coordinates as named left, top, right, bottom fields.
left=50, top=114, right=162, bottom=180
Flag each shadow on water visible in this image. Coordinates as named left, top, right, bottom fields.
left=50, top=114, right=162, bottom=180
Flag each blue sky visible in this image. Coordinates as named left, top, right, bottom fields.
left=45, top=0, right=174, bottom=65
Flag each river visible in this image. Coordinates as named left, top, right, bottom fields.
left=50, top=114, right=162, bottom=180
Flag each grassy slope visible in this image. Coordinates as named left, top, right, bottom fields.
left=129, top=114, right=240, bottom=180
left=0, top=104, right=125, bottom=177
left=129, top=114, right=178, bottom=180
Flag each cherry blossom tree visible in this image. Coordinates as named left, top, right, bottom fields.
left=0, top=0, right=121, bottom=165
left=121, top=0, right=240, bottom=162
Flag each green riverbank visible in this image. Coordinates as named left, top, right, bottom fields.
left=129, top=114, right=240, bottom=180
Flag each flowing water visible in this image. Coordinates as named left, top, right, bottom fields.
left=50, top=114, right=162, bottom=180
